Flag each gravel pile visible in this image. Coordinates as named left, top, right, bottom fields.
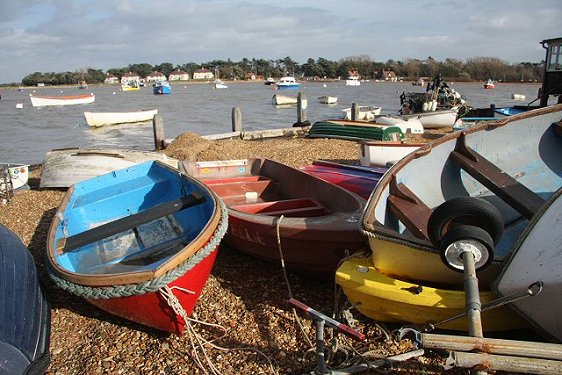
left=0, top=133, right=468, bottom=374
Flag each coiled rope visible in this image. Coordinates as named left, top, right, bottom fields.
left=48, top=198, right=228, bottom=299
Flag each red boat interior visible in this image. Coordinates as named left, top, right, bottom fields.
left=203, top=175, right=330, bottom=217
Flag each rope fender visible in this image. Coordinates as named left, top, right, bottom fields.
left=48, top=198, right=228, bottom=299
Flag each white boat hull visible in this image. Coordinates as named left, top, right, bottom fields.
left=0, top=163, right=29, bottom=191
left=272, top=94, right=297, bottom=106
left=358, top=141, right=423, bottom=167
left=318, top=96, right=337, bottom=104
left=29, top=93, right=95, bottom=107
left=84, top=109, right=158, bottom=127
left=39, top=148, right=178, bottom=188
left=399, top=109, right=458, bottom=129
left=495, top=188, right=562, bottom=342
left=343, top=106, right=382, bottom=121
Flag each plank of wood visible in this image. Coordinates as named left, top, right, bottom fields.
left=57, top=192, right=206, bottom=253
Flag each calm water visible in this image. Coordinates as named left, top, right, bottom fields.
left=0, top=81, right=545, bottom=165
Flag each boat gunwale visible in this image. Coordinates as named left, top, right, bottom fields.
left=46, top=161, right=223, bottom=286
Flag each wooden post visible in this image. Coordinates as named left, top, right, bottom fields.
left=351, top=102, right=359, bottom=121
left=293, top=91, right=311, bottom=127
left=153, top=114, right=165, bottom=151
left=232, top=107, right=242, bottom=132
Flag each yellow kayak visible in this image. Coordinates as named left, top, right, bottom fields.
left=336, top=256, right=526, bottom=332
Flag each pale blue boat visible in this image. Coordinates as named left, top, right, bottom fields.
left=153, top=80, right=171, bottom=95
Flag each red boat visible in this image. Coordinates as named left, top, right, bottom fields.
left=484, top=79, right=496, bottom=89
left=181, top=159, right=366, bottom=278
left=47, top=161, right=228, bottom=334
left=300, top=160, right=387, bottom=200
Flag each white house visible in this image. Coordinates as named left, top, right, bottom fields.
left=104, top=73, right=119, bottom=84
left=169, top=69, right=190, bottom=81
left=192, top=68, right=214, bottom=80
left=120, top=71, right=140, bottom=84
left=145, top=71, right=167, bottom=83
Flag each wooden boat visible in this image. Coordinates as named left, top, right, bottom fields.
left=180, top=158, right=366, bottom=277
left=0, top=224, right=51, bottom=374
left=358, top=140, right=425, bottom=167
left=29, top=93, right=95, bottom=107
left=300, top=160, right=387, bottom=200
left=336, top=255, right=525, bottom=332
left=484, top=79, right=496, bottom=89
left=361, top=104, right=562, bottom=286
left=46, top=161, right=228, bottom=334
left=308, top=120, right=404, bottom=142
left=39, top=148, right=178, bottom=188
left=153, top=80, right=171, bottom=95
left=84, top=109, right=158, bottom=127
left=495, top=188, right=562, bottom=342
left=272, top=94, right=297, bottom=106
left=342, top=106, right=382, bottom=121
left=275, top=76, right=300, bottom=90
left=318, top=95, right=337, bottom=104
left=0, top=163, right=30, bottom=191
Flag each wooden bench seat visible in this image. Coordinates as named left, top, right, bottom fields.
left=231, top=198, right=329, bottom=217
left=205, top=177, right=276, bottom=199
left=387, top=176, right=432, bottom=240
left=451, top=134, right=545, bottom=219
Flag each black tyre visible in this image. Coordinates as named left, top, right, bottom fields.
left=439, top=225, right=495, bottom=272
left=427, top=197, right=504, bottom=247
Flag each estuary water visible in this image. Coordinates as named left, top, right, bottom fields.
left=0, top=80, right=544, bottom=165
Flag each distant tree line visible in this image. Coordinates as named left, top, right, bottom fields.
left=19, top=55, right=544, bottom=86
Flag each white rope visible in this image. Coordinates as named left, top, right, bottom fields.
left=158, top=286, right=277, bottom=374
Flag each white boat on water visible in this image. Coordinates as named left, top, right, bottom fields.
left=0, top=163, right=30, bottom=191
left=272, top=94, right=297, bottom=106
left=213, top=79, right=228, bottom=89
left=276, top=76, right=300, bottom=90
left=342, top=106, right=382, bottom=121
left=29, top=93, right=95, bottom=107
left=318, top=95, right=338, bottom=104
left=395, top=108, right=459, bottom=129
left=358, top=141, right=424, bottom=167
left=345, top=76, right=360, bottom=86
left=83, top=109, right=158, bottom=127
left=39, top=148, right=178, bottom=188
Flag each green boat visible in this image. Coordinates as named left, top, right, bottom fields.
left=307, top=120, right=404, bottom=142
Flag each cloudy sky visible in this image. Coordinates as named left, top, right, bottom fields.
left=1, top=0, right=560, bottom=83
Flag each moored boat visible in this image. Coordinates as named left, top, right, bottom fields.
left=29, top=93, right=95, bottom=107
left=0, top=224, right=51, bottom=374
left=391, top=108, right=459, bottom=129
left=336, top=255, right=525, bottom=332
left=300, top=160, right=386, bottom=200
left=153, top=80, right=171, bottom=95
left=46, top=160, right=228, bottom=334
left=342, top=106, right=382, bottom=121
left=361, top=104, right=562, bottom=287
left=84, top=109, right=158, bottom=127
left=121, top=80, right=140, bottom=91
left=345, top=76, right=360, bottom=86
left=39, top=148, right=178, bottom=188
left=275, top=76, right=300, bottom=90
left=180, top=158, right=366, bottom=277
left=484, top=79, right=496, bottom=89
left=213, top=79, right=228, bottom=89
left=318, top=95, right=338, bottom=104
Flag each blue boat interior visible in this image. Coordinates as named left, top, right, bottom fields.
left=54, top=161, right=215, bottom=275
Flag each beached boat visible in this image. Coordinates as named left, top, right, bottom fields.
left=84, top=109, right=158, bottom=127
left=318, top=95, right=337, bottom=104
left=39, top=148, right=178, bottom=188
left=495, top=188, right=562, bottom=342
left=29, top=93, right=95, bottom=107
left=275, top=76, right=300, bottom=90
left=307, top=120, right=406, bottom=142
left=358, top=140, right=425, bottom=167
left=153, top=80, right=171, bottom=95
left=391, top=109, right=459, bottom=129
left=0, top=224, right=51, bottom=374
left=180, top=158, right=366, bottom=277
left=345, top=76, right=360, bottom=86
left=336, top=255, right=525, bottom=332
left=121, top=80, right=140, bottom=91
left=484, top=79, right=496, bottom=89
left=272, top=94, right=297, bottom=106
left=0, top=163, right=30, bottom=191
left=46, top=160, right=228, bottom=334
left=300, top=160, right=387, bottom=200
left=361, top=104, right=562, bottom=287
left=342, top=106, right=382, bottom=121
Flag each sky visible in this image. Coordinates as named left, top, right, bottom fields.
left=1, top=0, right=561, bottom=83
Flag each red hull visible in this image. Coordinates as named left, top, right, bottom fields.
left=88, top=248, right=218, bottom=334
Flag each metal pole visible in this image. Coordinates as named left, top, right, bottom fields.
left=463, top=251, right=483, bottom=338
left=314, top=319, right=330, bottom=375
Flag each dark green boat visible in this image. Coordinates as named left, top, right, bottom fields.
left=307, top=120, right=404, bottom=142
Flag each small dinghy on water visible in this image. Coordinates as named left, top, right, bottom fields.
left=84, top=109, right=158, bottom=127
left=0, top=224, right=51, bottom=374
left=46, top=161, right=228, bottom=334
left=29, top=93, right=95, bottom=107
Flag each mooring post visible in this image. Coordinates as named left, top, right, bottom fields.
left=153, top=114, right=165, bottom=151
left=232, top=107, right=242, bottom=132
left=351, top=102, right=359, bottom=121
left=293, top=91, right=311, bottom=127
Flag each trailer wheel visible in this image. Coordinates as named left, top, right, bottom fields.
left=439, top=225, right=495, bottom=272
